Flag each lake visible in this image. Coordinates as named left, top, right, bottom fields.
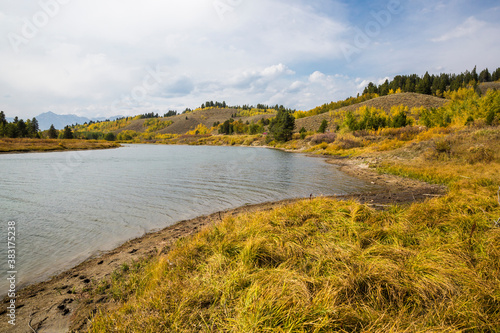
left=0, top=144, right=374, bottom=294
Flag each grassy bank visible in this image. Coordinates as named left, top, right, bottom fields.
left=80, top=87, right=500, bottom=331
left=86, top=126, right=500, bottom=332
left=0, top=138, right=120, bottom=153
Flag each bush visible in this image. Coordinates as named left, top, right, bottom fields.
left=435, top=138, right=451, bottom=155
left=104, top=133, right=116, bottom=141
left=334, top=137, right=363, bottom=150
left=309, top=133, right=337, bottom=145
left=466, top=146, right=494, bottom=164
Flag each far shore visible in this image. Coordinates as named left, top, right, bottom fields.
left=0, top=138, right=121, bottom=154
left=0, top=153, right=445, bottom=332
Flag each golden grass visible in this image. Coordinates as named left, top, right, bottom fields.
left=0, top=138, right=120, bottom=153
left=87, top=89, right=500, bottom=332
left=89, top=174, right=500, bottom=332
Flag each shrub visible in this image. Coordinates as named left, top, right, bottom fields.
left=466, top=146, right=494, bottom=164
left=334, top=137, right=363, bottom=150
left=309, top=133, right=337, bottom=145
left=435, top=138, right=451, bottom=155
left=104, top=133, right=116, bottom=141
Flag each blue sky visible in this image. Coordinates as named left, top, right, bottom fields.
left=1, top=0, right=499, bottom=119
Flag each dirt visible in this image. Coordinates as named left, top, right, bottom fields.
left=0, top=156, right=445, bottom=333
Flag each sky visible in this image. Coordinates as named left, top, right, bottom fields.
left=1, top=0, right=499, bottom=119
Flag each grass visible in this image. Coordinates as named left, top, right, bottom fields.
left=85, top=88, right=500, bottom=332
left=0, top=138, right=120, bottom=153
left=88, top=165, right=500, bottom=332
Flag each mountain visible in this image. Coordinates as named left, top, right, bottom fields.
left=35, top=112, right=123, bottom=130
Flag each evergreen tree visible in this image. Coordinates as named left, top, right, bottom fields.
left=318, top=119, right=328, bottom=133
left=62, top=126, right=73, bottom=139
left=4, top=123, right=18, bottom=138
left=27, top=117, right=39, bottom=138
left=17, top=119, right=28, bottom=137
left=299, top=127, right=307, bottom=139
left=0, top=111, right=6, bottom=137
left=48, top=124, right=58, bottom=139
left=471, top=66, right=479, bottom=82
left=379, top=79, right=390, bottom=96
left=403, top=77, right=415, bottom=92
left=416, top=72, right=432, bottom=95
left=0, top=111, right=6, bottom=126
left=479, top=69, right=491, bottom=82
left=492, top=68, right=500, bottom=81
left=344, top=111, right=358, bottom=131
left=269, top=108, right=295, bottom=142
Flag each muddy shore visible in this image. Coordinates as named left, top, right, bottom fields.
left=0, top=156, right=445, bottom=333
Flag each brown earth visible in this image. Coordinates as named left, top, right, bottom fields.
left=0, top=155, right=445, bottom=333
left=295, top=92, right=448, bottom=132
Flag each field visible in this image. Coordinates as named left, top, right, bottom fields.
left=0, top=138, right=120, bottom=153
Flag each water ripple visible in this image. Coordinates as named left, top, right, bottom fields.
left=0, top=145, right=376, bottom=293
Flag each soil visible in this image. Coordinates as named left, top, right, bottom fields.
left=0, top=156, right=445, bottom=333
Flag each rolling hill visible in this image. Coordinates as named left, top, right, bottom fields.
left=112, top=108, right=275, bottom=136
left=295, top=93, right=448, bottom=132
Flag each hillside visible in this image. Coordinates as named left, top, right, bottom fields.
left=66, top=81, right=497, bottom=141
left=296, top=92, right=448, bottom=132
left=97, top=108, right=275, bottom=136
left=478, top=81, right=500, bottom=95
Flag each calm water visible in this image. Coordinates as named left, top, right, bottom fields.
left=0, top=145, right=374, bottom=293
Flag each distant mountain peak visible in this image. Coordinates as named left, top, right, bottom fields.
left=35, top=112, right=123, bottom=130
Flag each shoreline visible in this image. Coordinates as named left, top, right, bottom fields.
left=0, top=145, right=121, bottom=155
left=0, top=153, right=445, bottom=333
left=0, top=138, right=121, bottom=155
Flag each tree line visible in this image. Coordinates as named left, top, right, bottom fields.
left=0, top=111, right=40, bottom=138
left=200, top=100, right=295, bottom=112
left=363, top=66, right=500, bottom=97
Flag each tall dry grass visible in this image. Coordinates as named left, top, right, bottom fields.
left=89, top=185, right=500, bottom=332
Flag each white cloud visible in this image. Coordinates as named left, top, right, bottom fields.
left=1, top=1, right=499, bottom=119
left=431, top=16, right=486, bottom=42
left=309, top=71, right=326, bottom=82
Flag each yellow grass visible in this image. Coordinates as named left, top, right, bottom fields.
left=86, top=87, right=500, bottom=332
left=0, top=138, right=120, bottom=153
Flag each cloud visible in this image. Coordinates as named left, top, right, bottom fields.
left=0, top=1, right=499, bottom=119
left=431, top=16, right=486, bottom=42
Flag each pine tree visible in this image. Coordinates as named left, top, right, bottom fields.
left=0, top=111, right=6, bottom=126
left=269, top=109, right=295, bottom=142
left=28, top=117, right=39, bottom=138
left=479, top=68, right=491, bottom=82
left=318, top=120, right=328, bottom=133
left=17, top=119, right=28, bottom=137
left=62, top=126, right=73, bottom=139
left=492, top=68, right=500, bottom=81
left=48, top=124, right=58, bottom=139
left=471, top=66, right=478, bottom=82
